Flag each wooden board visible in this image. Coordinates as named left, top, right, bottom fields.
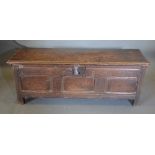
left=7, top=48, right=149, bottom=66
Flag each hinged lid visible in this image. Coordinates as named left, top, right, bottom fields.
left=7, top=48, right=150, bottom=66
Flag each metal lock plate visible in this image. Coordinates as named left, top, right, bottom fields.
left=73, top=65, right=86, bottom=76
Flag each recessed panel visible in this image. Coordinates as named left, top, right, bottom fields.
left=21, top=76, right=49, bottom=91
left=63, top=77, right=94, bottom=91
left=107, top=77, right=137, bottom=93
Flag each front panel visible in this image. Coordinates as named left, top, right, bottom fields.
left=18, top=65, right=140, bottom=98
left=63, top=77, right=94, bottom=92
left=20, top=76, right=50, bottom=92
left=107, top=77, right=137, bottom=94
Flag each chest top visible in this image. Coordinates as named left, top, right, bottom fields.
left=7, top=48, right=149, bottom=66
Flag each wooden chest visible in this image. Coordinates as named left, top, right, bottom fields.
left=7, top=48, right=149, bottom=105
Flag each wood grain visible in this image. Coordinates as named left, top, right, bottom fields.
left=7, top=48, right=149, bottom=66
left=7, top=48, right=150, bottom=105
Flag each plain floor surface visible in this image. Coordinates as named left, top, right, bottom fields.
left=0, top=50, right=155, bottom=114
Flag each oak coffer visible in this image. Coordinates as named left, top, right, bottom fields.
left=7, top=48, right=150, bottom=105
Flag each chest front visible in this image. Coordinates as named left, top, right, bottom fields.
left=7, top=48, right=149, bottom=105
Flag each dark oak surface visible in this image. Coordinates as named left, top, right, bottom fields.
left=7, top=48, right=150, bottom=105
left=7, top=48, right=149, bottom=66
